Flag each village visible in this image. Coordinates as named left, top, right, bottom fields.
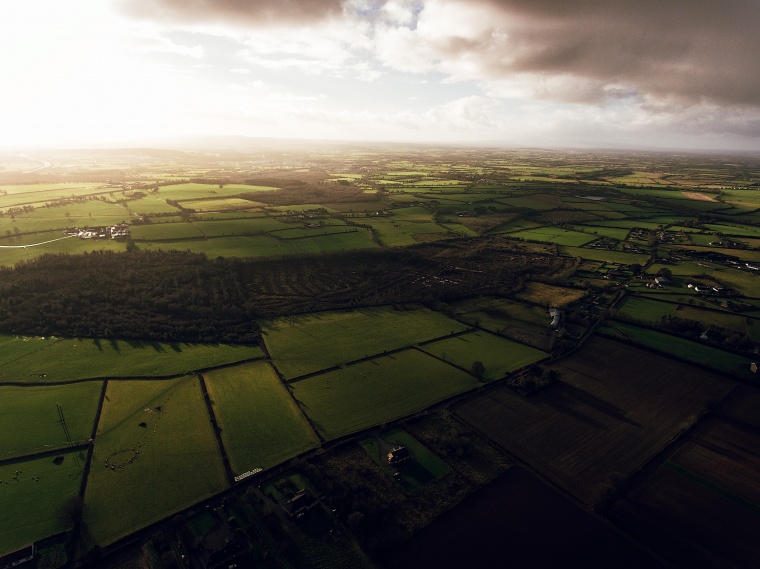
left=63, top=223, right=130, bottom=240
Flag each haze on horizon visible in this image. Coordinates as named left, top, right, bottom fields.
left=2, top=0, right=759, bottom=152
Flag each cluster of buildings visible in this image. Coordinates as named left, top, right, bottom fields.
left=63, top=223, right=130, bottom=240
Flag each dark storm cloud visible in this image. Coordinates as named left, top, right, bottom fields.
left=466, top=0, right=760, bottom=106
left=120, top=0, right=346, bottom=26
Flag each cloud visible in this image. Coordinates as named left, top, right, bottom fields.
left=119, top=0, right=347, bottom=26
left=375, top=0, right=760, bottom=108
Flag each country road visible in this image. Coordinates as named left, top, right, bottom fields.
left=20, top=154, right=51, bottom=173
left=0, top=234, right=75, bottom=248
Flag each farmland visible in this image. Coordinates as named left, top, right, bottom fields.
left=608, top=387, right=760, bottom=568
left=454, top=337, right=732, bottom=506
left=290, top=349, right=480, bottom=440
left=0, top=382, right=102, bottom=459
left=262, top=306, right=469, bottom=380
left=1, top=146, right=760, bottom=566
left=203, top=362, right=319, bottom=474
left=83, top=377, right=228, bottom=546
left=0, top=337, right=264, bottom=384
left=0, top=450, right=84, bottom=554
left=419, top=330, right=548, bottom=381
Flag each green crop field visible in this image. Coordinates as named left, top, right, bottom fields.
left=138, top=230, right=378, bottom=258
left=262, top=306, right=469, bottom=379
left=509, top=227, right=596, bottom=246
left=83, top=377, right=228, bottom=546
left=600, top=322, right=754, bottom=378
left=0, top=382, right=102, bottom=459
left=203, top=361, right=319, bottom=475
left=361, top=217, right=452, bottom=247
left=0, top=336, right=263, bottom=384
left=177, top=198, right=259, bottom=212
left=571, top=225, right=630, bottom=240
left=291, top=349, right=479, bottom=440
left=560, top=246, right=649, bottom=265
left=154, top=183, right=277, bottom=201
left=193, top=217, right=290, bottom=236
left=0, top=450, right=84, bottom=555
left=130, top=223, right=204, bottom=241
left=616, top=296, right=677, bottom=323
left=420, top=331, right=548, bottom=381
left=128, top=196, right=182, bottom=215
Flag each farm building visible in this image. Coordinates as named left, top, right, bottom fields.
left=283, top=489, right=318, bottom=519
left=388, top=446, right=411, bottom=466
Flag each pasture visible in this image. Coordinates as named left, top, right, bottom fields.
left=130, top=222, right=204, bottom=241
left=509, top=227, right=596, bottom=246
left=0, top=382, right=102, bottom=459
left=0, top=450, right=84, bottom=555
left=291, top=349, right=479, bottom=440
left=83, top=377, right=228, bottom=545
left=560, top=246, right=649, bottom=265
left=454, top=336, right=732, bottom=506
left=203, top=361, right=319, bottom=474
left=0, top=336, right=264, bottom=383
left=193, top=217, right=291, bottom=236
left=420, top=331, right=548, bottom=382
left=138, top=230, right=378, bottom=258
left=261, top=306, right=469, bottom=380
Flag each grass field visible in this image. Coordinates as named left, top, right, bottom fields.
left=454, top=336, right=732, bottom=506
left=130, top=223, right=204, bottom=240
left=600, top=321, right=754, bottom=378
left=83, top=377, right=228, bottom=545
left=291, top=349, right=479, bottom=440
left=193, top=217, right=290, bottom=236
left=0, top=336, right=263, bottom=383
left=262, top=306, right=469, bottom=379
left=0, top=450, right=84, bottom=555
left=203, top=361, right=319, bottom=474
left=560, top=246, right=650, bottom=264
left=510, top=227, right=596, bottom=246
left=0, top=382, right=102, bottom=459
left=138, top=230, right=378, bottom=258
left=420, top=331, right=548, bottom=381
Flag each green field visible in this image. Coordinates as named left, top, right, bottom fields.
left=261, top=306, right=469, bottom=379
left=510, top=227, right=597, bottom=246
left=138, top=231, right=378, bottom=258
left=130, top=222, right=204, bottom=240
left=0, top=450, right=84, bottom=555
left=291, top=349, right=479, bottom=440
left=420, top=331, right=548, bottom=381
left=194, top=217, right=290, bottom=236
left=0, top=337, right=263, bottom=383
left=0, top=382, right=102, bottom=459
left=83, top=377, right=228, bottom=545
left=155, top=183, right=278, bottom=201
left=203, top=362, right=319, bottom=475
left=560, top=246, right=650, bottom=264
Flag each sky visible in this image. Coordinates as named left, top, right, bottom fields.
left=2, top=0, right=760, bottom=151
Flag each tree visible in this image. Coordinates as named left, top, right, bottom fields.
left=471, top=360, right=485, bottom=379
left=657, top=267, right=673, bottom=278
